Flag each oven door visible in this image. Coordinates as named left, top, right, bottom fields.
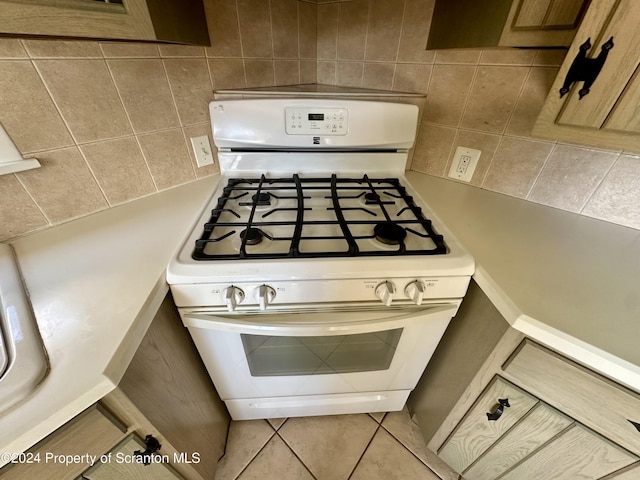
left=180, top=303, right=457, bottom=400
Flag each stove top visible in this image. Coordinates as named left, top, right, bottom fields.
left=192, top=174, right=448, bottom=260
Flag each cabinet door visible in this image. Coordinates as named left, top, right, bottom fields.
left=0, top=0, right=155, bottom=40
left=533, top=0, right=640, bottom=152
left=438, top=376, right=538, bottom=472
left=500, top=424, right=638, bottom=480
left=79, top=434, right=183, bottom=480
left=499, top=0, right=588, bottom=47
left=463, top=402, right=573, bottom=480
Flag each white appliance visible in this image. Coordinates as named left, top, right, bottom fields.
left=167, top=98, right=474, bottom=420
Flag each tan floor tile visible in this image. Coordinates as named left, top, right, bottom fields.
left=383, top=408, right=458, bottom=480
left=237, top=435, right=314, bottom=480
left=279, top=414, right=378, bottom=480
left=215, top=420, right=275, bottom=480
left=350, top=428, right=440, bottom=480
left=267, top=418, right=287, bottom=430
left=369, top=412, right=386, bottom=423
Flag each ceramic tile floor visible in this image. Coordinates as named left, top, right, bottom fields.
left=214, top=408, right=461, bottom=480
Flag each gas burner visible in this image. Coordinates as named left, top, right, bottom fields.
left=374, top=222, right=407, bottom=246
left=364, top=192, right=380, bottom=204
left=252, top=192, right=271, bottom=206
left=240, top=228, right=265, bottom=245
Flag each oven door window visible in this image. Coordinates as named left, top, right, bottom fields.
left=240, top=329, right=402, bottom=376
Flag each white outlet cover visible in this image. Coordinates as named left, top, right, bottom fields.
left=191, top=135, right=214, bottom=167
left=448, top=146, right=481, bottom=182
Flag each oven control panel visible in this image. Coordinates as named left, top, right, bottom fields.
left=285, top=107, right=348, bottom=135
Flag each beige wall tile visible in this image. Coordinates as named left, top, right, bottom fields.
left=271, top=0, right=299, bottom=59
left=362, top=63, right=395, bottom=90
left=80, top=137, right=156, bottom=205
left=275, top=60, right=300, bottom=86
left=434, top=50, right=480, bottom=65
left=366, top=0, right=404, bottom=62
left=0, top=60, right=73, bottom=154
left=393, top=63, right=431, bottom=93
left=336, top=62, right=364, bottom=87
left=158, top=45, right=205, bottom=58
left=100, top=42, right=159, bottom=58
left=448, top=130, right=502, bottom=186
left=204, top=0, right=242, bottom=58
left=461, top=65, right=528, bottom=133
left=582, top=155, right=640, bottom=229
left=479, top=49, right=536, bottom=66
left=299, top=0, right=318, bottom=59
left=108, top=59, right=180, bottom=133
left=422, top=64, right=474, bottom=126
left=209, top=58, right=247, bottom=90
left=237, top=0, right=274, bottom=58
left=245, top=60, right=275, bottom=87
left=411, top=123, right=457, bottom=176
left=22, top=40, right=102, bottom=58
left=0, top=39, right=27, bottom=58
left=317, top=3, right=339, bottom=60
left=300, top=60, right=317, bottom=84
left=482, top=137, right=553, bottom=198
left=0, top=174, right=48, bottom=241
left=398, top=0, right=436, bottom=64
left=164, top=58, right=214, bottom=125
left=528, top=145, right=618, bottom=212
left=138, top=129, right=195, bottom=190
left=337, top=0, right=369, bottom=61
left=16, top=147, right=107, bottom=223
left=534, top=49, right=567, bottom=66
left=507, top=67, right=559, bottom=137
left=317, top=61, right=336, bottom=84
left=182, top=124, right=219, bottom=178
left=35, top=59, right=131, bottom=144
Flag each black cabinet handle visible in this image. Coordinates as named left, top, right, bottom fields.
left=560, top=36, right=614, bottom=99
left=629, top=420, right=640, bottom=433
left=133, top=434, right=162, bottom=466
left=486, top=398, right=510, bottom=421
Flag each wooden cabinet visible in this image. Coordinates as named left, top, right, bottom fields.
left=0, top=293, right=229, bottom=480
left=409, top=282, right=640, bottom=480
left=427, top=0, right=588, bottom=49
left=0, top=0, right=209, bottom=45
left=533, top=0, right=640, bottom=152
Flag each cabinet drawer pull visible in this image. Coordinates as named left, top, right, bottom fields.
left=133, top=434, right=162, bottom=465
left=629, top=420, right=640, bottom=433
left=560, top=36, right=614, bottom=99
left=486, top=398, right=510, bottom=421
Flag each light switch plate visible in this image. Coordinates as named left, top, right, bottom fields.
left=190, top=135, right=214, bottom=167
left=448, top=146, right=481, bottom=182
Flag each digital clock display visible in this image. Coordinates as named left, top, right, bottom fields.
left=308, top=113, right=324, bottom=121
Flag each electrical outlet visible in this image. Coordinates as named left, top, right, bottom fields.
left=448, top=146, right=481, bottom=182
left=190, top=135, right=214, bottom=167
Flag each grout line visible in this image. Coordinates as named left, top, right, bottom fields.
left=502, top=64, right=533, bottom=137
left=525, top=141, right=557, bottom=200
left=13, top=173, right=52, bottom=227
left=234, top=0, right=248, bottom=88
left=231, top=426, right=278, bottom=480
left=275, top=430, right=319, bottom=480
left=479, top=134, right=506, bottom=188
left=578, top=151, right=621, bottom=214
left=347, top=422, right=382, bottom=480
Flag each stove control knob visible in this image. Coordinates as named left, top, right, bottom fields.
left=375, top=281, right=396, bottom=307
left=223, top=286, right=245, bottom=312
left=255, top=285, right=276, bottom=311
left=405, top=280, right=425, bottom=306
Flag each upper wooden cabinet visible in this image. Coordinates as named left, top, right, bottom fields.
left=0, top=0, right=210, bottom=45
left=533, top=0, right=640, bottom=152
left=427, top=0, right=589, bottom=49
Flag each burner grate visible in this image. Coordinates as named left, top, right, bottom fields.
left=192, top=175, right=447, bottom=260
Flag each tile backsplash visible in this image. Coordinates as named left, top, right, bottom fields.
left=0, top=0, right=316, bottom=241
left=2, top=0, right=639, bottom=242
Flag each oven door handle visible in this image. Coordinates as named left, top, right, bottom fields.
left=181, top=304, right=458, bottom=336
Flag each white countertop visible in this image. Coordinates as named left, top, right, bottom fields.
left=2, top=170, right=639, bottom=459
left=405, top=172, right=640, bottom=393
left=0, top=175, right=219, bottom=462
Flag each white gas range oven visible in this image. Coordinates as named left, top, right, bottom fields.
left=167, top=98, right=474, bottom=420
